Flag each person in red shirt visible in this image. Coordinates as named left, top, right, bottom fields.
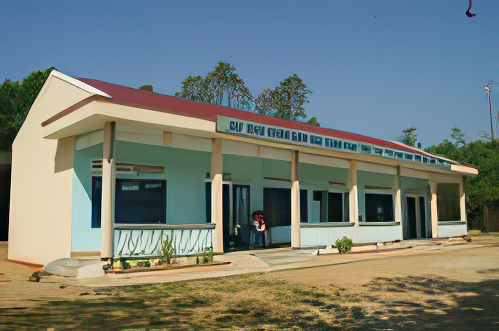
left=251, top=211, right=266, bottom=248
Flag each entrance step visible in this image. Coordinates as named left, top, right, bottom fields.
left=42, top=258, right=104, bottom=279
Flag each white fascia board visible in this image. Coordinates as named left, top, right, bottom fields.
left=50, top=70, right=112, bottom=98
left=450, top=164, right=479, bottom=176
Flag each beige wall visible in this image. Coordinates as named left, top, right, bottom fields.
left=8, top=73, right=91, bottom=265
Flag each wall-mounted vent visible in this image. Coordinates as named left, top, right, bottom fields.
left=91, top=159, right=103, bottom=171
left=116, top=164, right=134, bottom=172
left=91, top=160, right=164, bottom=175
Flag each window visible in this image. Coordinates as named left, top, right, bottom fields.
left=91, top=177, right=102, bottom=228
left=365, top=193, right=394, bottom=222
left=312, top=190, right=349, bottom=222
left=300, top=189, right=308, bottom=223
left=91, top=177, right=166, bottom=227
left=115, top=179, right=166, bottom=224
left=437, top=183, right=460, bottom=221
left=361, top=145, right=372, bottom=154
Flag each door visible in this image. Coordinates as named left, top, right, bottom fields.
left=233, top=185, right=250, bottom=248
left=222, top=183, right=232, bottom=250
left=405, top=195, right=427, bottom=239
left=407, top=197, right=418, bottom=239
left=263, top=188, right=291, bottom=228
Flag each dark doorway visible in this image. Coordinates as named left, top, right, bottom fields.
left=419, top=196, right=427, bottom=238
left=407, top=197, right=417, bottom=239
left=206, top=182, right=246, bottom=251
left=405, top=195, right=427, bottom=239
left=233, top=185, right=250, bottom=249
left=263, top=188, right=291, bottom=227
left=222, top=183, right=231, bottom=250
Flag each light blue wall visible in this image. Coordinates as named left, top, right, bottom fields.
left=71, top=141, right=211, bottom=252
left=223, top=155, right=264, bottom=213
left=71, top=144, right=102, bottom=252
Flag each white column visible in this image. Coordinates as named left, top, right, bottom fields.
left=394, top=166, right=402, bottom=223
left=211, top=138, right=224, bottom=254
left=100, top=121, right=116, bottom=260
left=394, top=166, right=403, bottom=239
left=460, top=177, right=467, bottom=223
left=291, top=150, right=301, bottom=249
left=348, top=160, right=359, bottom=225
left=430, top=181, right=439, bottom=238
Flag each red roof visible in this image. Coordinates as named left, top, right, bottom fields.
left=78, top=78, right=417, bottom=153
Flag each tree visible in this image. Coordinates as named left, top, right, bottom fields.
left=450, top=127, right=466, bottom=148
left=0, top=67, right=54, bottom=150
left=307, top=117, right=320, bottom=127
left=273, top=74, right=312, bottom=121
left=176, top=61, right=254, bottom=110
left=254, top=88, right=276, bottom=116
left=175, top=75, right=208, bottom=102
left=177, top=63, right=313, bottom=121
left=255, top=74, right=312, bottom=121
left=427, top=127, right=499, bottom=230
left=400, top=127, right=418, bottom=146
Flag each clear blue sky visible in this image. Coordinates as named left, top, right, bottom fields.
left=2, top=1, right=499, bottom=147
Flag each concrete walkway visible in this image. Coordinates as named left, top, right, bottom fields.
left=75, top=237, right=475, bottom=287
left=1, top=237, right=480, bottom=289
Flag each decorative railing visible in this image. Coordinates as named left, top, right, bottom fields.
left=114, top=224, right=214, bottom=258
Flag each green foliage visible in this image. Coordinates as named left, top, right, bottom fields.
left=0, top=67, right=54, bottom=150
left=307, top=117, right=320, bottom=127
left=175, top=75, right=209, bottom=102
left=428, top=128, right=499, bottom=230
left=256, top=74, right=312, bottom=121
left=254, top=88, right=276, bottom=116
left=159, top=235, right=177, bottom=265
left=201, top=247, right=213, bottom=263
left=333, top=236, right=353, bottom=253
left=205, top=61, right=254, bottom=110
left=177, top=62, right=313, bottom=122
left=176, top=61, right=254, bottom=110
left=399, top=127, right=418, bottom=147
left=450, top=127, right=466, bottom=148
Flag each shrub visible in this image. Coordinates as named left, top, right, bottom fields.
left=202, top=247, right=213, bottom=263
left=159, top=235, right=177, bottom=265
left=333, top=236, right=353, bottom=253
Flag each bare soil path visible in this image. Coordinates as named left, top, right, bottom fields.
left=1, top=237, right=498, bottom=330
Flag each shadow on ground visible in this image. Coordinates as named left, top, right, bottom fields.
left=1, top=273, right=498, bottom=330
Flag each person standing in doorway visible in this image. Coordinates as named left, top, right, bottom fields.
left=251, top=210, right=267, bottom=248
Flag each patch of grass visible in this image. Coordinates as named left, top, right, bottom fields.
left=2, top=271, right=499, bottom=330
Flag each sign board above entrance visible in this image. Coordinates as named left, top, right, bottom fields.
left=216, top=115, right=451, bottom=169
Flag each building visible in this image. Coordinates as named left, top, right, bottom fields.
left=8, top=71, right=478, bottom=265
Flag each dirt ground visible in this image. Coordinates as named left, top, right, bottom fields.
left=1, top=237, right=499, bottom=330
